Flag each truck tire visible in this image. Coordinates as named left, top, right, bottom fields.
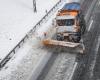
left=56, top=34, right=64, bottom=41
left=69, top=34, right=81, bottom=43
left=73, top=36, right=81, bottom=43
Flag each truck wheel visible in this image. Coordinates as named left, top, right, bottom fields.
left=69, top=34, right=81, bottom=43
left=73, top=36, right=81, bottom=43
left=56, top=34, right=64, bottom=41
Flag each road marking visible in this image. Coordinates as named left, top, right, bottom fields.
left=68, top=62, right=78, bottom=80
left=99, top=0, right=100, bottom=5
left=88, top=20, right=93, bottom=31
left=90, top=36, right=100, bottom=78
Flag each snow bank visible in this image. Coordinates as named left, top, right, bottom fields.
left=0, top=0, right=59, bottom=63
left=0, top=11, right=57, bottom=80
left=0, top=0, right=63, bottom=80
left=0, top=0, right=78, bottom=80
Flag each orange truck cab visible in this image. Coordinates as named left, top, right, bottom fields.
left=55, top=2, right=86, bottom=42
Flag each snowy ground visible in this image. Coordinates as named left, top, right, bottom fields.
left=0, top=0, right=81, bottom=80
left=0, top=8, right=60, bottom=80
left=0, top=0, right=59, bottom=62
left=0, top=0, right=65, bottom=80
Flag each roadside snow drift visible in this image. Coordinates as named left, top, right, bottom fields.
left=0, top=0, right=59, bottom=62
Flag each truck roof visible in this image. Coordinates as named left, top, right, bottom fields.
left=57, top=10, right=78, bottom=17
left=57, top=2, right=80, bottom=17
left=62, top=2, right=80, bottom=11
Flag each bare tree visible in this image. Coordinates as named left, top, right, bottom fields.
left=33, top=0, right=37, bottom=12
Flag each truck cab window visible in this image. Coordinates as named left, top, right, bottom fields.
left=65, top=19, right=74, bottom=26
left=57, top=19, right=74, bottom=26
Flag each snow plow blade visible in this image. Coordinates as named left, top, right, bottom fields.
left=42, top=39, right=85, bottom=54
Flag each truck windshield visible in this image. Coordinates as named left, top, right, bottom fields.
left=57, top=19, right=74, bottom=26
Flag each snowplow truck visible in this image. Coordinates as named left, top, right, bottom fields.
left=42, top=2, right=86, bottom=54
